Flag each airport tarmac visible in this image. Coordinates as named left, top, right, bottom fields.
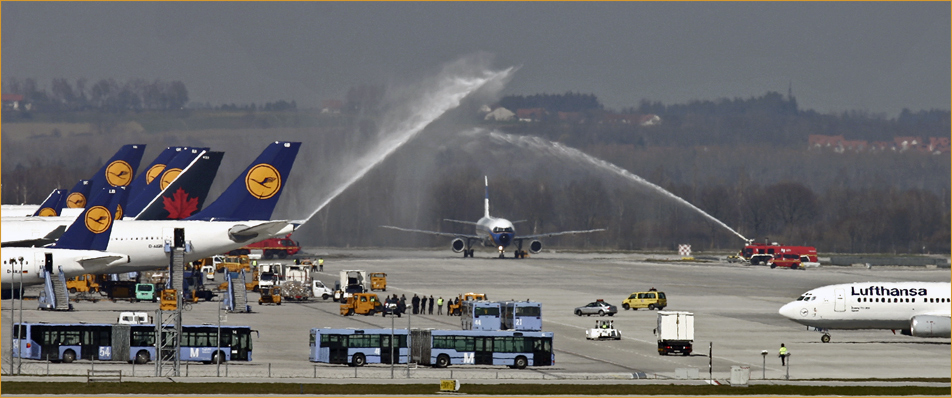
left=2, top=248, right=949, bottom=382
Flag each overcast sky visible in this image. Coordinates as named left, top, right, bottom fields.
left=3, top=2, right=949, bottom=117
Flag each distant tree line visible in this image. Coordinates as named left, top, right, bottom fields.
left=498, top=92, right=603, bottom=113
left=4, top=77, right=189, bottom=113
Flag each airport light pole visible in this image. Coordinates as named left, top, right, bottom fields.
left=217, top=293, right=222, bottom=377
left=17, top=257, right=25, bottom=375
left=760, top=350, right=767, bottom=379
left=390, top=315, right=394, bottom=379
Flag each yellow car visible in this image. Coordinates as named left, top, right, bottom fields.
left=622, top=291, right=666, bottom=310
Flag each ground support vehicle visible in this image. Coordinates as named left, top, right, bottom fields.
left=461, top=300, right=501, bottom=331
left=622, top=291, right=666, bottom=310
left=656, top=311, right=694, bottom=356
left=448, top=292, right=488, bottom=316
left=281, top=281, right=310, bottom=301
left=742, top=241, right=818, bottom=266
left=312, top=280, right=333, bottom=300
left=574, top=299, right=618, bottom=316
left=370, top=272, right=387, bottom=291
left=410, top=329, right=554, bottom=369
left=229, top=233, right=300, bottom=259
left=335, top=270, right=369, bottom=302
left=309, top=328, right=408, bottom=366
left=134, top=283, right=157, bottom=302
left=259, top=286, right=282, bottom=305
left=586, top=319, right=621, bottom=340
left=65, top=274, right=101, bottom=294
left=117, top=312, right=151, bottom=325
left=340, top=293, right=384, bottom=316
left=500, top=301, right=542, bottom=331
left=768, top=254, right=820, bottom=269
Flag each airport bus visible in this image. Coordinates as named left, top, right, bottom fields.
left=14, top=322, right=254, bottom=364
left=309, top=328, right=409, bottom=366
left=410, top=329, right=553, bottom=369
left=461, top=300, right=501, bottom=331
left=500, top=301, right=542, bottom=331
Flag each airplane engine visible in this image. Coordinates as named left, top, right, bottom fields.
left=451, top=238, right=466, bottom=253
left=528, top=240, right=543, bottom=254
left=908, top=315, right=952, bottom=338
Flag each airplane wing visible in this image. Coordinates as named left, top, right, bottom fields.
left=443, top=219, right=477, bottom=226
left=380, top=225, right=478, bottom=239
left=78, top=254, right=130, bottom=269
left=228, top=221, right=293, bottom=242
left=0, top=225, right=67, bottom=248
left=519, top=228, right=607, bottom=240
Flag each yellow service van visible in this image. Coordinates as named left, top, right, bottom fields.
left=622, top=290, right=666, bottom=310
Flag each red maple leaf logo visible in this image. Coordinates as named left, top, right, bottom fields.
left=163, top=188, right=199, bottom=219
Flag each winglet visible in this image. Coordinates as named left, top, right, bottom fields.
left=32, top=189, right=68, bottom=217
left=51, top=186, right=127, bottom=251
left=189, top=141, right=301, bottom=221
left=484, top=176, right=491, bottom=218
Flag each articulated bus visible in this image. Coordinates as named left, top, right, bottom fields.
left=14, top=322, right=254, bottom=364
left=461, top=300, right=501, bottom=331
left=410, top=329, right=553, bottom=369
left=309, top=328, right=409, bottom=366
left=500, top=301, right=542, bottom=331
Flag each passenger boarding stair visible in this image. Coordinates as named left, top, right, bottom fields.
left=38, top=266, right=72, bottom=311
left=224, top=270, right=250, bottom=313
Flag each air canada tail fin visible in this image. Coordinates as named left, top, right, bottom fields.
left=126, top=146, right=185, bottom=205
left=86, top=144, right=146, bottom=199
left=52, top=186, right=127, bottom=251
left=484, top=175, right=491, bottom=218
left=135, top=151, right=224, bottom=220
left=32, top=189, right=68, bottom=217
left=125, top=147, right=209, bottom=217
left=66, top=180, right=92, bottom=209
left=189, top=141, right=300, bottom=221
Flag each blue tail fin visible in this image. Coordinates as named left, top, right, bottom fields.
left=134, top=151, right=224, bottom=220
left=126, top=146, right=185, bottom=205
left=65, top=180, right=92, bottom=209
left=32, top=189, right=68, bottom=217
left=51, top=187, right=127, bottom=251
left=189, top=141, right=300, bottom=221
left=125, top=147, right=209, bottom=217
left=86, top=144, right=146, bottom=199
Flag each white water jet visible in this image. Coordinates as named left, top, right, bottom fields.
left=302, top=62, right=514, bottom=223
left=481, top=129, right=748, bottom=242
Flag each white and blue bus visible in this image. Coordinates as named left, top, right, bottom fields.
left=500, top=301, right=542, bottom=331
left=309, top=328, right=409, bottom=367
left=410, top=329, right=553, bottom=369
left=461, top=300, right=501, bottom=331
left=14, top=322, right=254, bottom=364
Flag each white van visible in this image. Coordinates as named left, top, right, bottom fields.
left=201, top=265, right=215, bottom=281
left=118, top=312, right=151, bottom=325
left=312, top=280, right=333, bottom=300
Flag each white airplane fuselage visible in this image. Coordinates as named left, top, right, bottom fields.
left=2, top=218, right=293, bottom=274
left=779, top=282, right=951, bottom=334
left=1, top=247, right=130, bottom=289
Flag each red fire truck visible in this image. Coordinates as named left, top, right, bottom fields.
left=229, top=234, right=301, bottom=259
left=741, top=241, right=818, bottom=268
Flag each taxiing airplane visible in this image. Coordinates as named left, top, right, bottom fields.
left=779, top=281, right=951, bottom=343
left=382, top=176, right=605, bottom=258
left=2, top=188, right=130, bottom=291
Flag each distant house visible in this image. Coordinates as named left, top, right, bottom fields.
left=894, top=136, right=923, bottom=152
left=516, top=108, right=546, bottom=122
left=2, top=94, right=27, bottom=111
left=320, top=99, right=342, bottom=114
left=484, top=107, right=515, bottom=122
left=928, top=137, right=950, bottom=154
left=557, top=111, right=584, bottom=124
left=639, top=114, right=662, bottom=126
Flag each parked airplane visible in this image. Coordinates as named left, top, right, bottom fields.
left=382, top=176, right=605, bottom=258
left=779, top=281, right=951, bottom=343
left=124, top=146, right=186, bottom=205
left=1, top=188, right=130, bottom=291
left=132, top=150, right=224, bottom=220
left=124, top=147, right=210, bottom=218
left=1, top=141, right=301, bottom=274
left=31, top=189, right=69, bottom=217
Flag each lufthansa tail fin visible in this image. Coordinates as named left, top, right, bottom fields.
left=86, top=144, right=146, bottom=201
left=32, top=189, right=68, bottom=217
left=126, top=146, right=185, bottom=205
left=135, top=151, right=224, bottom=220
left=66, top=180, right=92, bottom=209
left=484, top=176, right=491, bottom=218
left=51, top=186, right=127, bottom=251
left=125, top=147, right=209, bottom=217
left=189, top=141, right=300, bottom=221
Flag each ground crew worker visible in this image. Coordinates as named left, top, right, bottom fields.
left=421, top=295, right=428, bottom=314
left=428, top=295, right=435, bottom=314
left=318, top=258, right=324, bottom=272
left=779, top=343, right=788, bottom=366
left=437, top=296, right=444, bottom=315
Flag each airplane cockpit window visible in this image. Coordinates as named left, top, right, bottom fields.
left=796, top=296, right=805, bottom=301
left=493, top=227, right=514, bottom=233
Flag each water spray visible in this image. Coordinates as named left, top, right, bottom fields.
left=483, top=130, right=749, bottom=243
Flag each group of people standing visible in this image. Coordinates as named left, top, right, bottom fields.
left=384, top=294, right=449, bottom=316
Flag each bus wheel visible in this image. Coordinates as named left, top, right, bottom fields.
left=514, top=356, right=528, bottom=369
left=62, top=350, right=76, bottom=363
left=135, top=350, right=150, bottom=364
left=352, top=353, right=366, bottom=367
left=436, top=354, right=450, bottom=368
left=212, top=351, right=225, bottom=364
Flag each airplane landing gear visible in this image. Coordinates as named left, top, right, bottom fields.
left=821, top=334, right=831, bottom=343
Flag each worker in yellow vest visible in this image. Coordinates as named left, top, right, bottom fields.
left=779, top=343, right=788, bottom=366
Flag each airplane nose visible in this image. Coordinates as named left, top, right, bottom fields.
left=779, top=301, right=803, bottom=320
left=498, top=233, right=512, bottom=246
